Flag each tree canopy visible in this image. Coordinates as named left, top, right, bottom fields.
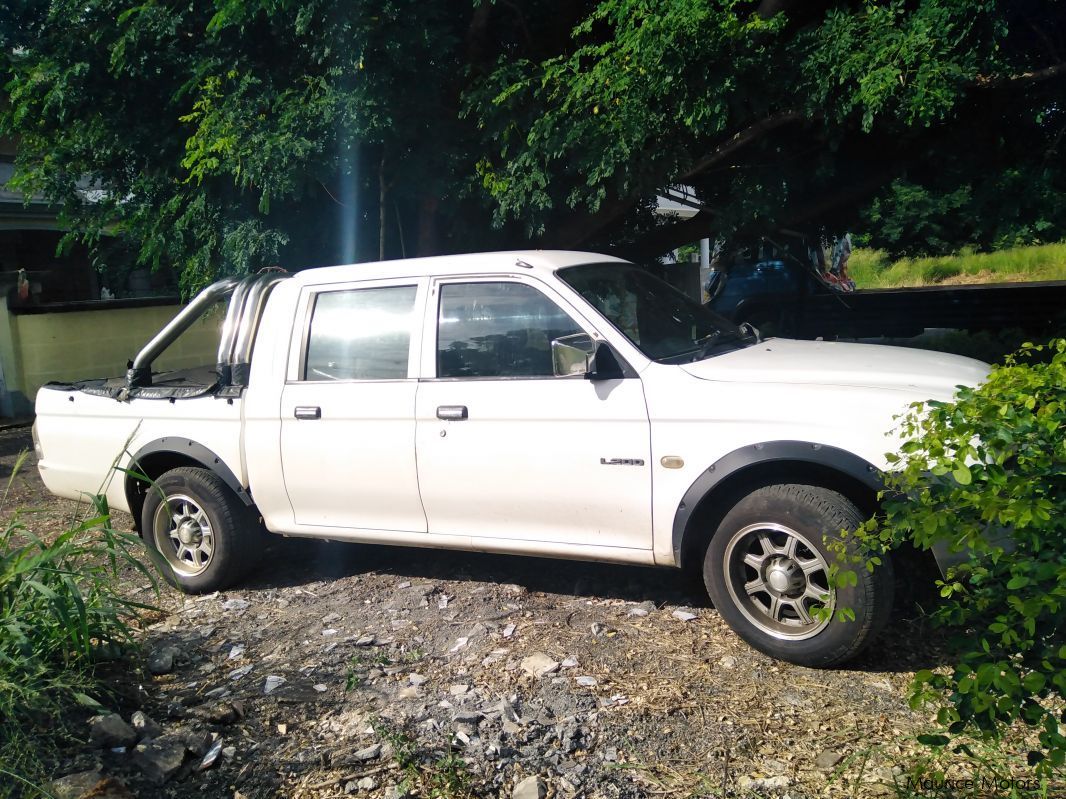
left=2, top=1, right=1064, bottom=290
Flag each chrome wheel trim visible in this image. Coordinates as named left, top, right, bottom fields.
left=722, top=522, right=833, bottom=641
left=153, top=493, right=215, bottom=577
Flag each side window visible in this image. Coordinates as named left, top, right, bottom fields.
left=437, top=282, right=583, bottom=378
left=304, top=285, right=416, bottom=380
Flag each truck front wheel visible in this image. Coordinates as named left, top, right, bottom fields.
left=141, top=466, right=260, bottom=593
left=702, top=484, right=893, bottom=667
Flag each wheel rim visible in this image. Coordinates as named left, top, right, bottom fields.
left=722, top=522, right=833, bottom=641
left=153, top=493, right=215, bottom=577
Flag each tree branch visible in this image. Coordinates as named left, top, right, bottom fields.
left=548, top=110, right=809, bottom=249
left=974, top=62, right=1066, bottom=88
left=680, top=110, right=807, bottom=183
left=619, top=210, right=716, bottom=262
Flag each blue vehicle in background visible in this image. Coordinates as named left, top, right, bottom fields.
left=700, top=240, right=1066, bottom=340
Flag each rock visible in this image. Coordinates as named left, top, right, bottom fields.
left=560, top=656, right=578, bottom=669
left=353, top=743, right=382, bottom=761
left=49, top=770, right=103, bottom=799
left=221, top=598, right=249, bottom=612
left=512, top=775, right=547, bottom=799
left=449, top=684, right=470, bottom=696
left=502, top=623, right=517, bottom=638
left=133, top=734, right=188, bottom=784
left=575, top=676, right=597, bottom=687
left=382, top=786, right=406, bottom=799
left=408, top=673, right=427, bottom=686
left=89, top=714, right=137, bottom=749
left=313, top=683, right=328, bottom=693
left=454, top=710, right=482, bottom=724
left=228, top=664, right=253, bottom=681
left=738, top=775, right=791, bottom=792
left=222, top=746, right=236, bottom=759
left=604, top=747, right=618, bottom=762
left=357, top=776, right=378, bottom=790
left=815, top=749, right=844, bottom=770
left=520, top=653, right=560, bottom=678
left=147, top=645, right=179, bottom=675
left=184, top=728, right=214, bottom=756
left=263, top=675, right=286, bottom=694
left=130, top=710, right=163, bottom=741
left=762, top=758, right=788, bottom=775
left=202, top=701, right=241, bottom=724
left=719, top=655, right=738, bottom=669
left=671, top=610, right=697, bottom=622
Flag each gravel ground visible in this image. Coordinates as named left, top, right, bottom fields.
left=2, top=426, right=962, bottom=799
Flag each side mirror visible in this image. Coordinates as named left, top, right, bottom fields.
left=551, top=333, right=596, bottom=377
left=587, top=342, right=625, bottom=381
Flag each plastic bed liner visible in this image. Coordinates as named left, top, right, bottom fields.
left=46, top=365, right=221, bottom=400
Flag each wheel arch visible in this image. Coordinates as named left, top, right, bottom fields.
left=125, top=438, right=253, bottom=532
left=673, top=441, right=883, bottom=571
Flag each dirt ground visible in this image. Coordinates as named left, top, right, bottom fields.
left=0, top=426, right=976, bottom=799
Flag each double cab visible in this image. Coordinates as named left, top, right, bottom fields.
left=34, top=251, right=989, bottom=666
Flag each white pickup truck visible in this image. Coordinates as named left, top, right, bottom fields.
left=34, top=251, right=988, bottom=666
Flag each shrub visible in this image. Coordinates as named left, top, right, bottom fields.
left=851, top=340, right=1066, bottom=772
left=0, top=458, right=157, bottom=790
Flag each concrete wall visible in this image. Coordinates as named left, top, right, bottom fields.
left=0, top=302, right=222, bottom=415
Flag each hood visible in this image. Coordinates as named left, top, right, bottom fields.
left=680, top=338, right=989, bottom=400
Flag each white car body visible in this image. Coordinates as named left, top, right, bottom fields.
left=35, top=250, right=987, bottom=571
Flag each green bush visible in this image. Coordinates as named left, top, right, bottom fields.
left=0, top=459, right=156, bottom=790
left=851, top=340, right=1066, bottom=772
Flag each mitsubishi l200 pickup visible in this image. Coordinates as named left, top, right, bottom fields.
left=34, top=251, right=989, bottom=666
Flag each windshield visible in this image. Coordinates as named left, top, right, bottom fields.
left=558, top=263, right=749, bottom=363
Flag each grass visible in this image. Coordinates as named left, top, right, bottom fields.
left=372, top=720, right=474, bottom=798
left=0, top=454, right=158, bottom=796
left=850, top=242, right=1066, bottom=289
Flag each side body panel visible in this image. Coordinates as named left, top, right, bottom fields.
left=35, top=389, right=243, bottom=515
left=641, top=365, right=918, bottom=565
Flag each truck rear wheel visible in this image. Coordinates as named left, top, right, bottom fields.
left=702, top=484, right=893, bottom=667
left=142, top=466, right=260, bottom=593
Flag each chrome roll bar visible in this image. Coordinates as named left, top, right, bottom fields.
left=127, top=277, right=239, bottom=388
left=125, top=270, right=290, bottom=391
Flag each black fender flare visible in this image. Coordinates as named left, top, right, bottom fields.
left=126, top=438, right=254, bottom=509
left=671, top=440, right=883, bottom=566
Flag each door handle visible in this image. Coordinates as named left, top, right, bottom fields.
left=294, top=406, right=321, bottom=420
left=436, top=405, right=468, bottom=421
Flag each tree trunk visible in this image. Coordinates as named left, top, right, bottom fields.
left=417, top=195, right=440, bottom=256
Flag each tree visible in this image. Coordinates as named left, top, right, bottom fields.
left=2, top=1, right=1064, bottom=292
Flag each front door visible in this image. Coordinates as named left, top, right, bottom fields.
left=414, top=278, right=652, bottom=549
left=280, top=280, right=427, bottom=532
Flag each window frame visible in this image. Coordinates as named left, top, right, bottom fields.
left=421, top=275, right=600, bottom=382
left=287, top=277, right=427, bottom=384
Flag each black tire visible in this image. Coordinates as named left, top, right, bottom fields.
left=702, top=484, right=893, bottom=668
left=141, top=466, right=260, bottom=593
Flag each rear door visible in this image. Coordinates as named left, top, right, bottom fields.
left=280, top=278, right=428, bottom=531
left=413, top=276, right=653, bottom=549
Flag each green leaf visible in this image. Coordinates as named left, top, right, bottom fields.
left=952, top=464, right=972, bottom=485
left=917, top=734, right=950, bottom=747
